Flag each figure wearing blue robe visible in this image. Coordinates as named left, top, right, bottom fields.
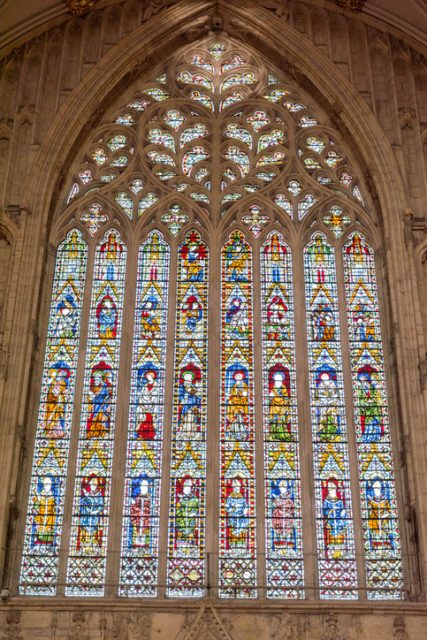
left=87, top=368, right=112, bottom=437
left=97, top=297, right=117, bottom=339
left=226, top=480, right=250, bottom=547
left=54, top=294, right=78, bottom=337
left=78, top=477, right=104, bottom=550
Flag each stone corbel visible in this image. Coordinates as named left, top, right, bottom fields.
left=16, top=104, right=35, bottom=127
left=0, top=345, right=9, bottom=382
left=399, top=108, right=416, bottom=130
left=403, top=208, right=415, bottom=247
left=4, top=205, right=30, bottom=225
left=259, top=0, right=290, bottom=20
left=67, top=0, right=97, bottom=16
left=419, top=352, right=427, bottom=391
left=0, top=119, right=13, bottom=141
left=4, top=610, right=23, bottom=640
left=321, top=612, right=345, bottom=640
left=335, top=0, right=366, bottom=11
left=393, top=615, right=408, bottom=640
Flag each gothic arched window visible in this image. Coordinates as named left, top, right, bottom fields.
left=19, top=38, right=404, bottom=601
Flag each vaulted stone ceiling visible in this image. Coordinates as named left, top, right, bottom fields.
left=0, top=0, right=426, bottom=54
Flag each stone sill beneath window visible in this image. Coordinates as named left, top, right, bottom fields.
left=2, top=597, right=427, bottom=615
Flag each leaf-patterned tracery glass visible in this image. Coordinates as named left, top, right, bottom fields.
left=21, top=36, right=404, bottom=601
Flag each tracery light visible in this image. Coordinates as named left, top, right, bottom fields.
left=20, top=36, right=405, bottom=603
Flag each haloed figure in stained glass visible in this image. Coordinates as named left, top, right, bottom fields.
left=96, top=295, right=117, bottom=339
left=357, top=367, right=383, bottom=443
left=100, top=232, right=123, bottom=280
left=226, top=477, right=250, bottom=549
left=263, top=232, right=287, bottom=283
left=77, top=474, right=105, bottom=552
left=268, top=366, right=291, bottom=441
left=226, top=296, right=249, bottom=340
left=226, top=367, right=250, bottom=441
left=129, top=476, right=153, bottom=550
left=225, top=235, right=249, bottom=282
left=312, top=304, right=335, bottom=342
left=315, top=368, right=341, bottom=442
left=86, top=362, right=113, bottom=438
left=140, top=295, right=161, bottom=341
left=366, top=478, right=394, bottom=551
left=31, top=474, right=60, bottom=548
left=181, top=232, right=206, bottom=281
left=182, top=294, right=203, bottom=338
left=54, top=293, right=78, bottom=337
left=43, top=362, right=70, bottom=438
left=271, top=479, right=296, bottom=552
left=266, top=296, right=290, bottom=341
left=135, top=364, right=160, bottom=440
left=175, top=477, right=200, bottom=551
left=322, top=479, right=348, bottom=558
left=177, top=366, right=202, bottom=439
left=308, top=234, right=331, bottom=283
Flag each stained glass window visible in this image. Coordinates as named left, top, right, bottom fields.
left=343, top=233, right=404, bottom=599
left=167, top=230, right=209, bottom=597
left=66, top=230, right=127, bottom=596
left=20, top=37, right=405, bottom=603
left=304, top=233, right=357, bottom=599
left=219, top=230, right=256, bottom=598
left=261, top=232, right=304, bottom=598
left=119, top=231, right=170, bottom=596
left=20, top=230, right=87, bottom=595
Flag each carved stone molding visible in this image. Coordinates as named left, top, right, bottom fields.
left=2, top=611, right=23, bottom=640
left=179, top=604, right=233, bottom=640
left=321, top=612, right=346, bottom=640
left=69, top=611, right=89, bottom=640
left=393, top=615, right=409, bottom=640
left=67, top=0, right=97, bottom=16
left=335, top=0, right=366, bottom=11
left=269, top=613, right=300, bottom=640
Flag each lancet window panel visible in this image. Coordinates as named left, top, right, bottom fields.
left=119, top=231, right=170, bottom=597
left=66, top=230, right=127, bottom=596
left=19, top=230, right=88, bottom=596
left=167, top=230, right=209, bottom=597
left=18, top=35, right=406, bottom=602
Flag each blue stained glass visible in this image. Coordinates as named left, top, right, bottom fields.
left=119, top=231, right=170, bottom=596
left=19, top=230, right=88, bottom=595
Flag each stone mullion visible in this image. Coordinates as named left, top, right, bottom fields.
left=56, top=234, right=95, bottom=596
left=206, top=234, right=220, bottom=596
left=293, top=233, right=317, bottom=600
left=335, top=239, right=367, bottom=600
left=252, top=235, right=266, bottom=598
left=104, top=235, right=138, bottom=597
left=157, top=239, right=178, bottom=598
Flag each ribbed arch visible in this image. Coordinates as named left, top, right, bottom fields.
left=19, top=34, right=404, bottom=601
